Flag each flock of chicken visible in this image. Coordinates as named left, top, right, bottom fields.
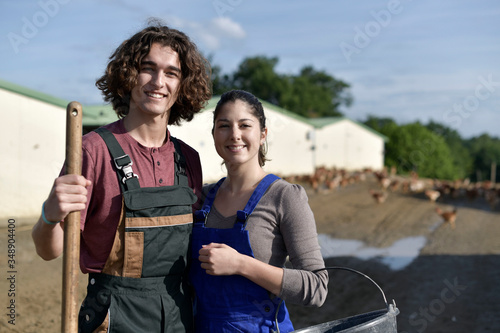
left=283, top=166, right=500, bottom=230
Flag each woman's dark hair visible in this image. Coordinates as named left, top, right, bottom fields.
left=213, top=90, right=269, bottom=166
left=96, top=19, right=212, bottom=125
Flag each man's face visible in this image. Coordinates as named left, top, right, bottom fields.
left=129, top=43, right=182, bottom=120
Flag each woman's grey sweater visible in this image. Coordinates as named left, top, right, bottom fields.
left=202, top=178, right=328, bottom=307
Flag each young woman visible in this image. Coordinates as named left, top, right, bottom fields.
left=189, top=90, right=328, bottom=332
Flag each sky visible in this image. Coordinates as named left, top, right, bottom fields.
left=1, top=0, right=499, bottom=139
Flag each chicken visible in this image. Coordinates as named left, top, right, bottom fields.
left=409, top=179, right=425, bottom=193
left=380, top=177, right=392, bottom=190
left=325, top=175, right=341, bottom=191
left=369, top=190, right=388, bottom=204
left=435, top=207, right=457, bottom=230
left=425, top=189, right=441, bottom=203
left=310, top=177, right=319, bottom=193
left=373, top=170, right=387, bottom=183
left=485, top=189, right=499, bottom=211
left=466, top=188, right=479, bottom=201
left=389, top=179, right=400, bottom=192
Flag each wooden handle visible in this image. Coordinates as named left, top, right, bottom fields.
left=62, top=101, right=83, bottom=333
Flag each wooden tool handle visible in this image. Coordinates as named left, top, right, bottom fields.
left=62, top=101, right=83, bottom=333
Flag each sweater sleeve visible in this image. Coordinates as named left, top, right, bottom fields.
left=278, top=183, right=329, bottom=307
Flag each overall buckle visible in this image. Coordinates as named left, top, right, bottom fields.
left=114, top=155, right=139, bottom=184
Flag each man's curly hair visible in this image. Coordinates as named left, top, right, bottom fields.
left=96, top=19, right=212, bottom=125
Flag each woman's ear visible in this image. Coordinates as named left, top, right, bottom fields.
left=261, top=127, right=268, bottom=145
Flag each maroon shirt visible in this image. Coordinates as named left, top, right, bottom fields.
left=78, top=119, right=202, bottom=273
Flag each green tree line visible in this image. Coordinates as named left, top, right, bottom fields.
left=211, top=55, right=499, bottom=182
left=363, top=117, right=499, bottom=182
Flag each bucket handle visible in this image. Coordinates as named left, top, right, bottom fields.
left=273, top=266, right=391, bottom=333
left=314, top=266, right=389, bottom=307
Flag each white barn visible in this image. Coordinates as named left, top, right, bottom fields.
left=309, top=117, right=387, bottom=171
left=0, top=79, right=68, bottom=219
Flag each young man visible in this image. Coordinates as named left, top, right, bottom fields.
left=32, top=22, right=212, bottom=332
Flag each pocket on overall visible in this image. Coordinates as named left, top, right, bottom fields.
left=123, top=186, right=197, bottom=277
left=105, top=293, right=163, bottom=333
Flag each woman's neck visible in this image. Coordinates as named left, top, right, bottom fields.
left=223, top=165, right=267, bottom=194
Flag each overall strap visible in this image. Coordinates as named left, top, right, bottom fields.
left=194, top=174, right=280, bottom=226
left=170, top=136, right=189, bottom=187
left=95, top=127, right=140, bottom=191
left=236, top=174, right=280, bottom=225
left=194, top=177, right=225, bottom=224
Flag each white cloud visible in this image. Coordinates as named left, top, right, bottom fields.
left=197, top=31, right=222, bottom=50
left=164, top=15, right=246, bottom=51
left=209, top=17, right=246, bottom=39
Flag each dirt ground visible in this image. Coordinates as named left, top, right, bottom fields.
left=1, top=173, right=499, bottom=333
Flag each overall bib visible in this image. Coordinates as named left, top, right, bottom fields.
left=190, top=174, right=295, bottom=333
left=78, top=128, right=197, bottom=333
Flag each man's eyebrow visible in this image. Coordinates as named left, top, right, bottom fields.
left=141, top=60, right=181, bottom=73
left=141, top=60, right=156, bottom=67
left=167, top=65, right=181, bottom=73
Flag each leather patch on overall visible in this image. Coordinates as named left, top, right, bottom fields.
left=103, top=214, right=193, bottom=278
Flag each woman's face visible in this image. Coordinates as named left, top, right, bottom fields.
left=213, top=99, right=267, bottom=169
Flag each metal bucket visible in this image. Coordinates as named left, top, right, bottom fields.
left=276, top=267, right=399, bottom=333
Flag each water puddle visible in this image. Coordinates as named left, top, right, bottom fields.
left=428, top=220, right=443, bottom=232
left=318, top=234, right=427, bottom=271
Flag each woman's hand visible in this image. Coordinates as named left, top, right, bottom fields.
left=198, top=243, right=244, bottom=276
left=198, top=242, right=284, bottom=295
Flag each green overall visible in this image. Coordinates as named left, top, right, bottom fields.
left=78, top=128, right=197, bottom=333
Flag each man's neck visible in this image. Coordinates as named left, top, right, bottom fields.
left=123, top=113, right=169, bottom=147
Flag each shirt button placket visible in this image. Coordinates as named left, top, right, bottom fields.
left=152, top=148, right=160, bottom=185
left=152, top=147, right=165, bottom=186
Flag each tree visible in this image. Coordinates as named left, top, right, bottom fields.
left=363, top=115, right=398, bottom=132
left=231, top=56, right=287, bottom=105
left=211, top=56, right=352, bottom=117
left=206, top=53, right=233, bottom=96
left=364, top=117, right=458, bottom=179
left=425, top=121, right=473, bottom=180
left=280, top=66, right=352, bottom=117
left=391, top=123, right=457, bottom=180
left=211, top=63, right=232, bottom=96
left=465, top=134, right=500, bottom=182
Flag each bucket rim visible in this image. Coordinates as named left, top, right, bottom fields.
left=292, top=304, right=400, bottom=333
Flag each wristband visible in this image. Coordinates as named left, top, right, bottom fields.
left=42, top=201, right=61, bottom=225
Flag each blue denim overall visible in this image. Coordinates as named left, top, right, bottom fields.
left=190, top=174, right=295, bottom=333
left=78, top=128, right=197, bottom=333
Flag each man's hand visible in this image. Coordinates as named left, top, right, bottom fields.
left=44, top=174, right=91, bottom=223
